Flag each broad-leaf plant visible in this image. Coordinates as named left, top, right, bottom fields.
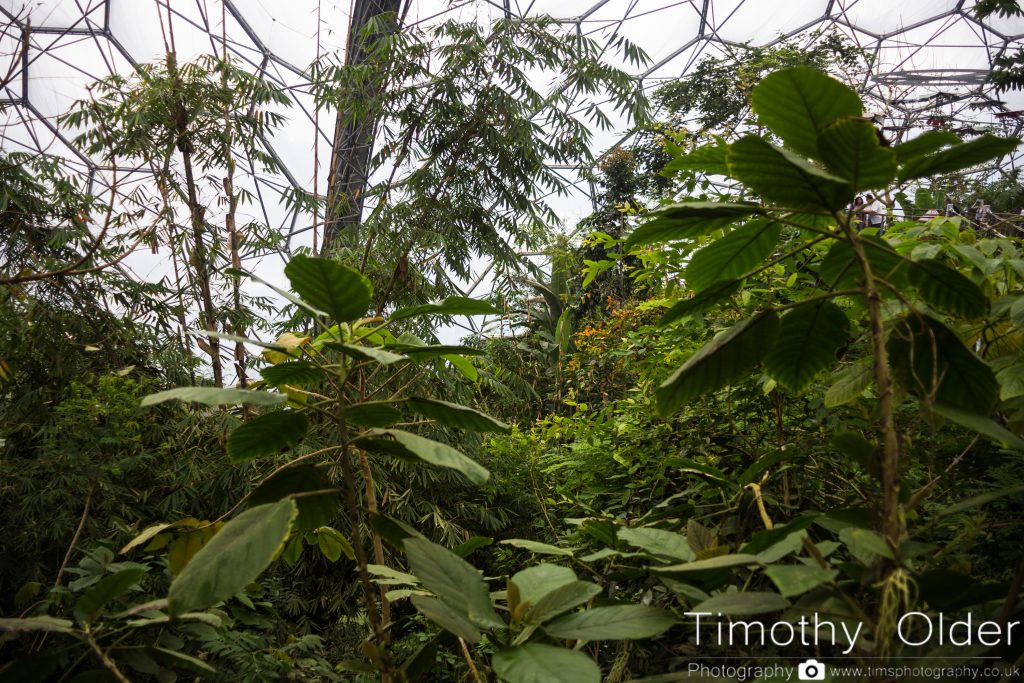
left=623, top=66, right=1022, bottom=655
left=1, top=255, right=675, bottom=682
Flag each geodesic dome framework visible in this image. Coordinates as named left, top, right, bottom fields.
left=2, top=0, right=1023, bottom=337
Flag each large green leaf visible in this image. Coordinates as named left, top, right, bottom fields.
left=617, top=527, right=694, bottom=562
left=839, top=527, right=894, bottom=564
left=248, top=464, right=338, bottom=531
left=659, top=279, right=742, bottom=325
left=525, top=581, right=602, bottom=626
left=887, top=315, right=998, bottom=414
left=141, top=387, right=285, bottom=407
left=764, top=566, right=838, bottom=598
left=907, top=259, right=988, bottom=319
left=503, top=539, right=575, bottom=557
left=326, top=343, right=407, bottom=365
left=817, top=117, right=897, bottom=191
left=737, top=449, right=807, bottom=486
left=728, top=135, right=852, bottom=213
left=410, top=595, right=481, bottom=643
left=624, top=202, right=762, bottom=250
left=0, top=617, right=74, bottom=633
left=898, top=134, right=1020, bottom=183
left=656, top=312, right=779, bottom=417
left=1011, top=297, right=1024, bottom=329
left=932, top=404, right=1024, bottom=451
left=390, top=296, right=500, bottom=322
left=347, top=401, right=404, bottom=427
left=260, top=361, right=325, bottom=387
left=893, top=130, right=962, bottom=163
left=824, top=359, right=874, bottom=408
left=369, top=512, right=427, bottom=549
left=358, top=429, right=489, bottom=485
left=817, top=236, right=909, bottom=291
left=995, top=357, right=1024, bottom=400
left=654, top=553, right=761, bottom=573
left=750, top=67, right=863, bottom=159
left=408, top=397, right=510, bottom=434
left=764, top=300, right=849, bottom=393
left=543, top=605, right=676, bottom=640
left=168, top=499, right=296, bottom=616
left=685, top=219, right=782, bottom=291
left=692, top=591, right=790, bottom=616
left=227, top=411, right=308, bottom=464
left=403, top=537, right=502, bottom=630
left=454, top=536, right=494, bottom=558
left=662, top=140, right=730, bottom=176
left=443, top=353, right=479, bottom=381
left=510, top=564, right=578, bottom=609
left=75, top=568, right=145, bottom=625
left=284, top=254, right=373, bottom=323
left=493, top=644, right=600, bottom=683
left=315, top=526, right=355, bottom=562
left=398, top=634, right=441, bottom=682
left=937, top=483, right=1024, bottom=517
left=741, top=515, right=818, bottom=556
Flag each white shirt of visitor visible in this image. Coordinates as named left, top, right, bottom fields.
left=863, top=199, right=885, bottom=225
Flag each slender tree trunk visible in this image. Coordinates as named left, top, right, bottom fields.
left=844, top=222, right=903, bottom=550
left=166, top=52, right=224, bottom=387
left=219, top=21, right=247, bottom=390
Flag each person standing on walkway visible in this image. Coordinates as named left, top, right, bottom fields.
left=863, top=193, right=886, bottom=230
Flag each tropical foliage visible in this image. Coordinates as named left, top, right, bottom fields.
left=2, top=10, right=1023, bottom=683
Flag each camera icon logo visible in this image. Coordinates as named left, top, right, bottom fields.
left=798, top=658, right=826, bottom=680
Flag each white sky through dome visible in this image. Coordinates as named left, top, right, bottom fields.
left=2, top=0, right=1022, bottom=351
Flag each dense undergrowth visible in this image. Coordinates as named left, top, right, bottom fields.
left=2, top=10, right=1024, bottom=683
